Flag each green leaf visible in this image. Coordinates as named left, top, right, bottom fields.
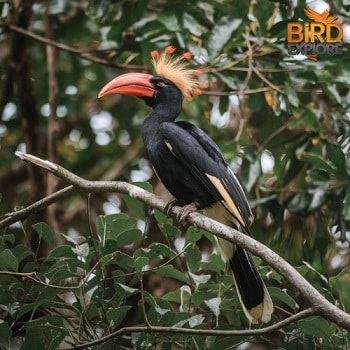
left=22, top=322, right=46, bottom=350
left=0, top=320, right=12, bottom=341
left=114, top=251, right=135, bottom=271
left=14, top=303, right=36, bottom=321
left=241, top=153, right=261, bottom=192
left=0, top=249, right=18, bottom=271
left=326, top=143, right=348, bottom=180
left=299, top=152, right=336, bottom=173
left=325, top=84, right=341, bottom=104
left=157, top=11, right=179, bottom=31
left=284, top=81, right=299, bottom=107
left=122, top=182, right=153, bottom=219
left=134, top=243, right=175, bottom=267
left=252, top=0, right=277, bottom=35
left=35, top=287, right=62, bottom=307
left=202, top=253, right=226, bottom=274
left=204, top=297, right=221, bottom=318
left=212, top=336, right=246, bottom=350
left=329, top=266, right=350, bottom=312
left=154, top=306, right=171, bottom=316
left=95, top=213, right=144, bottom=250
left=32, top=222, right=55, bottom=249
left=298, top=316, right=335, bottom=338
left=185, top=226, right=203, bottom=244
left=343, top=189, right=350, bottom=221
left=147, top=242, right=175, bottom=259
left=96, top=213, right=138, bottom=243
left=106, top=305, right=132, bottom=330
left=208, top=17, right=242, bottom=58
left=71, top=242, right=89, bottom=258
left=191, top=291, right=217, bottom=308
left=309, top=188, right=325, bottom=210
left=0, top=233, right=15, bottom=245
left=157, top=221, right=181, bottom=239
left=116, top=228, right=142, bottom=248
left=302, top=261, right=328, bottom=284
left=162, top=290, right=181, bottom=304
left=117, top=283, right=139, bottom=295
left=185, top=243, right=201, bottom=272
left=134, top=256, right=149, bottom=274
left=156, top=265, right=189, bottom=283
left=306, top=168, right=330, bottom=187
left=40, top=257, right=80, bottom=284
left=173, top=314, right=205, bottom=328
left=60, top=233, right=80, bottom=245
left=188, top=314, right=205, bottom=328
left=153, top=209, right=168, bottom=224
left=48, top=245, right=76, bottom=259
left=188, top=271, right=211, bottom=287
left=213, top=72, right=238, bottom=90
left=268, top=287, right=298, bottom=311
left=12, top=244, right=33, bottom=263
left=183, top=12, right=203, bottom=36
left=110, top=214, right=138, bottom=235
left=287, top=110, right=318, bottom=131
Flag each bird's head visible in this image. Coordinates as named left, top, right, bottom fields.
left=98, top=72, right=182, bottom=108
left=98, top=46, right=206, bottom=108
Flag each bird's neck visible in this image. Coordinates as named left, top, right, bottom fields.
left=142, top=99, right=182, bottom=145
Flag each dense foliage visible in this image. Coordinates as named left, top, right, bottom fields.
left=0, top=0, right=349, bottom=348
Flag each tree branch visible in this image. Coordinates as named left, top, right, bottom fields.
left=0, top=185, right=76, bottom=229
left=69, top=308, right=315, bottom=349
left=1, top=23, right=149, bottom=71
left=14, top=152, right=350, bottom=332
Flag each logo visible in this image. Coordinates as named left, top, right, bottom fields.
left=287, top=8, right=343, bottom=61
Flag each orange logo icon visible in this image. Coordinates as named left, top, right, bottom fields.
left=304, top=8, right=337, bottom=25
left=287, top=8, right=343, bottom=61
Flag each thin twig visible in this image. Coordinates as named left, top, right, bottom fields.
left=140, top=269, right=151, bottom=328
left=0, top=185, right=76, bottom=229
left=67, top=308, right=315, bottom=349
left=2, top=23, right=149, bottom=70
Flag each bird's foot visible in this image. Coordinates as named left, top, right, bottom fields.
left=164, top=199, right=186, bottom=216
left=177, top=202, right=198, bottom=224
left=164, top=199, right=198, bottom=224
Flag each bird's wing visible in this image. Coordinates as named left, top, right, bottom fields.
left=160, top=121, right=253, bottom=229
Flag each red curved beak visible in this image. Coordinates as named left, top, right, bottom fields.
left=98, top=72, right=154, bottom=98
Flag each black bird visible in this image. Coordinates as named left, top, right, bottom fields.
left=98, top=47, right=273, bottom=324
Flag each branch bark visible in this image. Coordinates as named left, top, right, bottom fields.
left=14, top=151, right=350, bottom=333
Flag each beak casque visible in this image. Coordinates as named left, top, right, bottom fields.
left=98, top=72, right=154, bottom=98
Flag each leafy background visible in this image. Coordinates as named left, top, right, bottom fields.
left=0, top=0, right=349, bottom=348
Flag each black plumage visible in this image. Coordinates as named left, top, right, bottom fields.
left=98, top=48, right=273, bottom=324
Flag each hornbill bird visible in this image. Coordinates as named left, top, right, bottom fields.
left=98, top=46, right=273, bottom=324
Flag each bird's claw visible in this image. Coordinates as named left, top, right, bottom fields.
left=164, top=200, right=198, bottom=225
left=164, top=199, right=185, bottom=216
left=177, top=202, right=198, bottom=224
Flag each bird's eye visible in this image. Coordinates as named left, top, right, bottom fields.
left=156, top=81, right=166, bottom=88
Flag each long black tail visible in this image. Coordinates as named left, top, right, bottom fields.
left=229, top=245, right=273, bottom=324
left=203, top=204, right=273, bottom=323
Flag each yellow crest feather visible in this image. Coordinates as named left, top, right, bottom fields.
left=151, top=46, right=203, bottom=101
